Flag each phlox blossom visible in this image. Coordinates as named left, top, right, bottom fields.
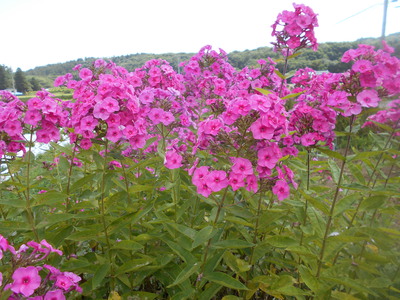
left=229, top=173, right=246, bottom=191
left=257, top=144, right=281, bottom=169
left=357, top=89, right=380, bottom=108
left=250, top=117, right=275, bottom=140
left=10, top=266, right=41, bottom=297
left=273, top=180, right=290, bottom=201
left=231, top=157, right=253, bottom=176
left=207, top=170, right=228, bottom=192
left=245, top=174, right=258, bottom=193
left=44, top=289, right=65, bottom=300
left=79, top=68, right=93, bottom=81
left=164, top=150, right=183, bottom=169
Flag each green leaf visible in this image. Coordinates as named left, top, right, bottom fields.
left=265, top=236, right=297, bottom=248
left=359, top=195, right=386, bottom=210
left=322, top=276, right=378, bottom=297
left=66, top=229, right=101, bottom=241
left=222, top=296, right=242, bottom=300
left=111, top=240, right=143, bottom=251
left=167, top=262, right=200, bottom=288
left=163, top=239, right=197, bottom=265
left=128, top=184, right=154, bottom=193
left=192, top=226, right=216, bottom=248
left=328, top=159, right=341, bottom=184
left=281, top=91, right=305, bottom=100
left=92, top=263, right=110, bottom=289
left=33, top=191, right=67, bottom=207
left=69, top=174, right=96, bottom=193
left=204, top=272, right=248, bottom=290
left=298, top=265, right=319, bottom=291
left=254, top=88, right=272, bottom=96
left=317, top=147, right=345, bottom=161
left=128, top=292, right=159, bottom=300
left=333, top=194, right=359, bottom=217
left=212, top=239, right=254, bottom=249
left=274, top=69, right=286, bottom=80
left=116, top=258, right=152, bottom=275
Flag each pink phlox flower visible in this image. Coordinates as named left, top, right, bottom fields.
left=161, top=111, right=175, bottom=126
left=229, top=173, right=246, bottom=191
left=250, top=117, right=275, bottom=140
left=207, top=170, right=228, bottom=192
left=3, top=120, right=22, bottom=136
left=300, top=132, right=319, bottom=147
left=106, top=126, right=122, bottom=143
left=79, top=115, right=98, bottom=131
left=55, top=274, right=73, bottom=291
left=232, top=99, right=251, bottom=116
left=44, top=289, right=65, bottom=300
left=40, top=240, right=63, bottom=256
left=139, top=89, right=155, bottom=104
left=192, top=166, right=210, bottom=187
left=148, top=108, right=166, bottom=125
left=273, top=180, right=290, bottom=201
left=343, top=102, right=362, bottom=117
left=202, top=118, right=223, bottom=136
left=356, top=89, right=380, bottom=108
left=164, top=150, right=183, bottom=169
left=231, top=157, right=253, bottom=176
left=10, top=266, right=41, bottom=297
left=129, top=134, right=147, bottom=150
left=93, top=103, right=111, bottom=120
left=257, top=143, right=281, bottom=169
left=352, top=59, right=373, bottom=73
left=245, top=174, right=258, bottom=193
left=24, top=110, right=42, bottom=126
left=79, top=68, right=93, bottom=81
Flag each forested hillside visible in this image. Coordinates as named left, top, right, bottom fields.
left=4, top=32, right=400, bottom=91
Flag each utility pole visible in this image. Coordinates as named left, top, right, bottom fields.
left=382, top=0, right=389, bottom=40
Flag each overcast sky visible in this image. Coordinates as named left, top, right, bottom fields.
left=0, top=0, right=399, bottom=71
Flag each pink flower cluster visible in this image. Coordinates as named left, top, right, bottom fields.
left=363, top=99, right=400, bottom=135
left=271, top=3, right=319, bottom=53
left=0, top=235, right=81, bottom=299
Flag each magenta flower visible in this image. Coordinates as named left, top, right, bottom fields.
left=207, top=170, right=229, bottom=192
left=272, top=180, right=290, bottom=201
left=356, top=89, right=380, bottom=108
left=250, top=117, right=275, bottom=140
left=231, top=158, right=253, bottom=176
left=164, top=150, right=183, bottom=169
left=257, top=145, right=280, bottom=169
left=229, top=173, right=246, bottom=191
left=44, top=289, right=65, bottom=300
left=79, top=68, right=93, bottom=81
left=10, top=266, right=41, bottom=297
left=55, top=274, right=73, bottom=291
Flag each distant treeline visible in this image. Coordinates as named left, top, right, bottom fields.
left=3, top=33, right=400, bottom=92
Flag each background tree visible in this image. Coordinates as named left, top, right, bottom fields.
left=14, top=67, right=31, bottom=93
left=29, top=77, right=41, bottom=91
left=0, top=65, right=13, bottom=90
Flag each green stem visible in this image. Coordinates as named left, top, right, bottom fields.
left=278, top=48, right=290, bottom=98
left=65, top=144, right=77, bottom=212
left=348, top=122, right=398, bottom=228
left=316, top=115, right=354, bottom=278
left=99, top=140, right=115, bottom=290
left=25, top=127, right=39, bottom=241
left=246, top=190, right=264, bottom=284
left=196, top=188, right=229, bottom=291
